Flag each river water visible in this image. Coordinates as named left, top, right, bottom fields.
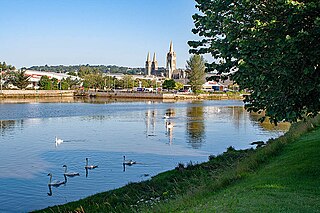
left=0, top=98, right=288, bottom=212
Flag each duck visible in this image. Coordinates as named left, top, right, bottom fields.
left=63, top=165, right=80, bottom=177
left=55, top=137, right=63, bottom=145
left=47, top=173, right=65, bottom=187
left=85, top=158, right=98, bottom=169
left=123, top=155, right=136, bottom=166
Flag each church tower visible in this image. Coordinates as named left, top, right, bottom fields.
left=151, top=52, right=158, bottom=76
left=166, top=41, right=176, bottom=79
left=145, top=52, right=152, bottom=76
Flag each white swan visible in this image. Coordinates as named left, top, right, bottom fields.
left=166, top=122, right=174, bottom=129
left=47, top=173, right=65, bottom=187
left=123, top=155, right=136, bottom=166
left=55, top=137, right=63, bottom=146
left=163, top=115, right=169, bottom=119
left=85, top=158, right=98, bottom=169
left=63, top=165, right=80, bottom=177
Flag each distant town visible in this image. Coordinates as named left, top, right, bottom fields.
left=0, top=42, right=237, bottom=94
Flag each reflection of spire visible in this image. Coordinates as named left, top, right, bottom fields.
left=146, top=110, right=157, bottom=136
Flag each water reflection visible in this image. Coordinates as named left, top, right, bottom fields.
left=0, top=120, right=24, bottom=136
left=186, top=102, right=205, bottom=149
left=145, top=110, right=157, bottom=136
left=165, top=121, right=174, bottom=145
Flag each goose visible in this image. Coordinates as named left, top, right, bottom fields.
left=123, top=155, right=136, bottom=166
left=55, top=137, right=63, bottom=145
left=85, top=158, right=98, bottom=169
left=47, top=173, right=65, bottom=187
left=63, top=165, right=80, bottom=177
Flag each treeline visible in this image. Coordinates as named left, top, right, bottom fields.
left=0, top=61, right=16, bottom=71
left=27, top=64, right=145, bottom=75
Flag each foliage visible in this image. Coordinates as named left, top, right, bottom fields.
left=162, top=79, right=176, bottom=90
left=8, top=70, right=30, bottom=89
left=189, top=0, right=320, bottom=124
left=122, top=75, right=134, bottom=89
left=187, top=54, right=206, bottom=92
left=83, top=73, right=104, bottom=90
left=0, top=61, right=16, bottom=71
left=174, top=82, right=184, bottom=90
left=38, top=76, right=53, bottom=90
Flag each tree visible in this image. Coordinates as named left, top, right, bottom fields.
left=175, top=82, right=184, bottom=91
left=83, top=73, right=104, bottom=90
left=189, top=0, right=320, bottom=123
left=162, top=79, right=176, bottom=90
left=38, top=76, right=53, bottom=90
left=187, top=55, right=206, bottom=93
left=9, top=70, right=30, bottom=89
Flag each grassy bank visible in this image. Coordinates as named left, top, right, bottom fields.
left=35, top=116, right=320, bottom=213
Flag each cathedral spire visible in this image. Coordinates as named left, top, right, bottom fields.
left=147, top=52, right=151, bottom=62
left=145, top=52, right=151, bottom=76
left=152, top=52, right=157, bottom=62
left=169, top=41, right=174, bottom=53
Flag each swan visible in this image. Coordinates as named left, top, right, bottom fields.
left=55, top=137, right=63, bottom=145
left=123, top=155, right=136, bottom=166
left=163, top=115, right=169, bottom=119
left=166, top=122, right=174, bottom=129
left=63, top=165, right=80, bottom=177
left=85, top=158, right=98, bottom=169
left=47, top=173, right=65, bottom=187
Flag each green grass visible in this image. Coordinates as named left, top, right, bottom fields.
left=34, top=116, right=320, bottom=213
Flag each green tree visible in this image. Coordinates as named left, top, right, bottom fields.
left=162, top=79, right=176, bottom=90
left=122, top=75, right=134, bottom=89
left=83, top=73, right=104, bottom=90
left=9, top=70, right=30, bottom=89
left=175, top=82, right=184, bottom=91
left=38, top=76, right=53, bottom=90
left=189, top=0, right=320, bottom=123
left=187, top=55, right=206, bottom=93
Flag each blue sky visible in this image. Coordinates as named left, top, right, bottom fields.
left=0, top=0, right=201, bottom=69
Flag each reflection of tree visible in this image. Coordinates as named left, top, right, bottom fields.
left=0, top=120, right=23, bottom=136
left=249, top=113, right=291, bottom=132
left=186, top=102, right=205, bottom=149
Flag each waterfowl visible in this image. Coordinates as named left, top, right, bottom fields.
left=55, top=137, right=63, bottom=145
left=63, top=165, right=80, bottom=177
left=166, top=122, right=174, bottom=129
left=47, top=173, right=65, bottom=187
left=163, top=115, right=169, bottom=119
left=123, top=155, right=136, bottom=166
left=85, top=158, right=98, bottom=169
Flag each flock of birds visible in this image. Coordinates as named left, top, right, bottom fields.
left=49, top=137, right=137, bottom=187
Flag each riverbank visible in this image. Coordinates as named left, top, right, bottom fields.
left=0, top=89, right=245, bottom=100
left=80, top=90, right=244, bottom=100
left=35, top=115, right=320, bottom=212
left=0, top=90, right=74, bottom=98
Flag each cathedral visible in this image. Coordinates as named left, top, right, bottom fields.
left=145, top=52, right=158, bottom=76
left=145, top=41, right=177, bottom=79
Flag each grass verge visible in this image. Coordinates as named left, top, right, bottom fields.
left=34, top=115, right=320, bottom=213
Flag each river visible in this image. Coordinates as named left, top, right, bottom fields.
left=0, top=98, right=288, bottom=212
